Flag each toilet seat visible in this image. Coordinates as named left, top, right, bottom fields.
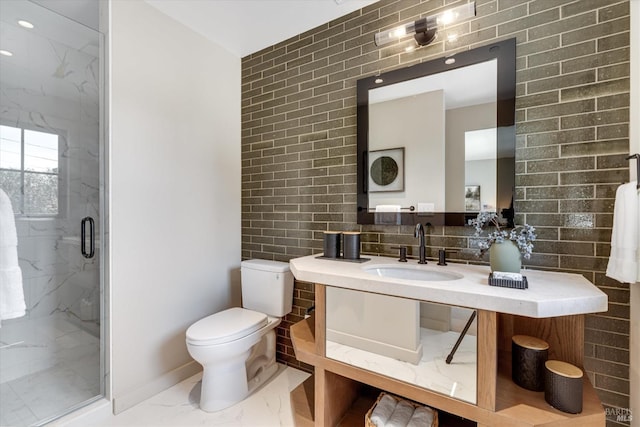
left=186, top=307, right=268, bottom=346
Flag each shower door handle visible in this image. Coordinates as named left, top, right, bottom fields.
left=81, top=216, right=95, bottom=259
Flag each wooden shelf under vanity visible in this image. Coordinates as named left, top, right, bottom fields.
left=289, top=284, right=606, bottom=427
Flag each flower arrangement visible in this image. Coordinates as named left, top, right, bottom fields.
left=468, top=211, right=537, bottom=259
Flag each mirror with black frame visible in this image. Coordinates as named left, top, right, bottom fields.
left=356, top=38, right=516, bottom=226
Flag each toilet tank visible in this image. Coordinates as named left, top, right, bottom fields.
left=241, top=259, right=294, bottom=317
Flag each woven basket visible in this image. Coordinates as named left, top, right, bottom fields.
left=365, top=392, right=438, bottom=427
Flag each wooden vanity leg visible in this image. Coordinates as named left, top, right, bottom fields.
left=314, top=367, right=327, bottom=427
left=315, top=284, right=326, bottom=357
left=477, top=310, right=497, bottom=411
left=315, top=367, right=360, bottom=427
left=312, top=284, right=361, bottom=426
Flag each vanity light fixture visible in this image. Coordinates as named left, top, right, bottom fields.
left=374, top=2, right=476, bottom=47
left=0, top=50, right=13, bottom=57
left=18, top=20, right=34, bottom=29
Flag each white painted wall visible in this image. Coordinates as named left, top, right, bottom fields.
left=369, top=90, right=445, bottom=211
left=109, top=0, right=241, bottom=412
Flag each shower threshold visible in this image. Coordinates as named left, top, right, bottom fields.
left=0, top=312, right=101, bottom=426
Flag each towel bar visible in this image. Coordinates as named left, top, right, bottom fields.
left=626, top=154, right=640, bottom=189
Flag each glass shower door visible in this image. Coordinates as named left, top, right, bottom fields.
left=0, top=0, right=104, bottom=424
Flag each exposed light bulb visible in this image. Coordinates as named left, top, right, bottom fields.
left=374, top=23, right=413, bottom=46
left=374, top=2, right=475, bottom=48
left=438, top=11, right=455, bottom=25
left=0, top=50, right=13, bottom=57
left=434, top=3, right=476, bottom=27
left=374, top=77, right=383, bottom=84
left=18, top=20, right=34, bottom=29
left=393, top=27, right=407, bottom=38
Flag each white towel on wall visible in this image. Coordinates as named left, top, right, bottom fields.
left=0, top=189, right=26, bottom=326
left=375, top=205, right=402, bottom=212
left=374, top=205, right=402, bottom=225
left=606, top=181, right=640, bottom=283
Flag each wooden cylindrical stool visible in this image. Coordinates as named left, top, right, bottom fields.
left=544, top=360, right=583, bottom=414
left=512, top=335, right=549, bottom=391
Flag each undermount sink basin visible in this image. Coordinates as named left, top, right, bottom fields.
left=362, top=264, right=463, bottom=282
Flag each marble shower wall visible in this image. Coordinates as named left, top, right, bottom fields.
left=0, top=6, right=101, bottom=326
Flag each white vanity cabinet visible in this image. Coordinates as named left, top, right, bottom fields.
left=288, top=255, right=608, bottom=427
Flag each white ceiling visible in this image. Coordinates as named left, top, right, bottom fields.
left=145, top=0, right=380, bottom=58
left=370, top=60, right=497, bottom=110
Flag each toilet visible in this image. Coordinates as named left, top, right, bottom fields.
left=186, top=259, right=294, bottom=412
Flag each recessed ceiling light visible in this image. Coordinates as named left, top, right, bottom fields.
left=0, top=50, right=13, bottom=57
left=18, top=20, right=34, bottom=29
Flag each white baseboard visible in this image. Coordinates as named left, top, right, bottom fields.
left=327, top=329, right=422, bottom=364
left=113, top=361, right=201, bottom=414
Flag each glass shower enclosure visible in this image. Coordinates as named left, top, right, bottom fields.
left=0, top=0, right=105, bottom=424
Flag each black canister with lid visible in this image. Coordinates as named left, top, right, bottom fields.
left=544, top=360, right=583, bottom=414
left=323, top=231, right=341, bottom=258
left=342, top=231, right=361, bottom=260
left=512, top=335, right=549, bottom=391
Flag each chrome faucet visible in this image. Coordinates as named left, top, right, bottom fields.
left=414, top=223, right=427, bottom=264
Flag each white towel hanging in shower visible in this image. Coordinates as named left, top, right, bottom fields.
left=0, top=189, right=26, bottom=326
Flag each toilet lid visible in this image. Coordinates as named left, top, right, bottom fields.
left=186, top=307, right=268, bottom=346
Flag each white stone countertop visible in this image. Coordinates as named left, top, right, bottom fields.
left=289, top=254, right=608, bottom=318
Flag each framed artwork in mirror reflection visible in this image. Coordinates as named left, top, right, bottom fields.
left=465, top=185, right=481, bottom=211
left=368, top=147, right=404, bottom=192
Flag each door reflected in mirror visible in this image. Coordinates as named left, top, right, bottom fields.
left=464, top=128, right=496, bottom=211
left=357, top=38, right=516, bottom=225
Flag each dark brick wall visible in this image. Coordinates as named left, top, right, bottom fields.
left=241, top=0, right=630, bottom=424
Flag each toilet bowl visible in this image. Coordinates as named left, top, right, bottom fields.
left=186, top=259, right=294, bottom=412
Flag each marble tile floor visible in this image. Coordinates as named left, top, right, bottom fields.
left=0, top=314, right=100, bottom=426
left=79, top=365, right=310, bottom=427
